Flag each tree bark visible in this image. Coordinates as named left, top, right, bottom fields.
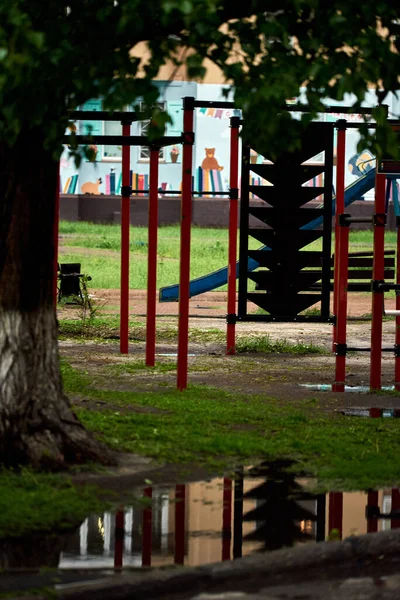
left=0, top=128, right=115, bottom=468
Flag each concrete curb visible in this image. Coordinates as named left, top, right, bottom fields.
left=56, top=529, right=400, bottom=600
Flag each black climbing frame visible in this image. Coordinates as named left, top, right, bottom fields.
left=238, top=122, right=334, bottom=322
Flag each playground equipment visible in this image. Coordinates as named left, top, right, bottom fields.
left=60, top=109, right=182, bottom=365
left=333, top=121, right=400, bottom=392
left=56, top=99, right=400, bottom=393
left=159, top=168, right=376, bottom=302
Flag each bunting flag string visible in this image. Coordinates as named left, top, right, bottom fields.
left=198, top=107, right=241, bottom=119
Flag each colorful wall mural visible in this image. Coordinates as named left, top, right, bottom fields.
left=60, top=85, right=400, bottom=200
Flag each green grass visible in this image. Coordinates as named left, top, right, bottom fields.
left=61, top=361, right=400, bottom=491
left=59, top=223, right=397, bottom=291
left=0, top=469, right=105, bottom=538
left=236, top=334, right=323, bottom=354
left=58, top=315, right=227, bottom=344
left=59, top=222, right=260, bottom=290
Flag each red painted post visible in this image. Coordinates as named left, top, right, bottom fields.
left=114, top=509, right=124, bottom=569
left=370, top=174, right=386, bottom=391
left=146, top=147, right=160, bottom=367
left=142, top=487, right=153, bottom=567
left=367, top=491, right=379, bottom=533
left=222, top=478, right=233, bottom=561
left=120, top=121, right=132, bottom=354
left=177, top=98, right=195, bottom=391
left=227, top=117, right=240, bottom=355
left=395, top=221, right=400, bottom=390
left=174, top=484, right=186, bottom=565
left=54, top=163, right=60, bottom=305
left=333, top=123, right=348, bottom=392
left=391, top=489, right=400, bottom=529
left=328, top=492, right=343, bottom=540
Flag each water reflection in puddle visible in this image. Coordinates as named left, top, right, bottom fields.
left=59, top=462, right=400, bottom=571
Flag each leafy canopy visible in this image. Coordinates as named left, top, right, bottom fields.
left=0, top=0, right=400, bottom=156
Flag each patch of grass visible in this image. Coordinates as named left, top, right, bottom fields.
left=300, top=307, right=323, bottom=317
left=106, top=360, right=177, bottom=375
left=236, top=334, right=323, bottom=354
left=58, top=222, right=260, bottom=291
left=61, top=361, right=400, bottom=491
left=58, top=315, right=226, bottom=345
left=0, top=469, right=105, bottom=538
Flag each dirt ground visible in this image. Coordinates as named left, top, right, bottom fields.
left=59, top=289, right=400, bottom=409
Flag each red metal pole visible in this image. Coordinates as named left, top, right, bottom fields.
left=395, top=221, right=400, bottom=390
left=114, top=509, right=124, bottom=569
left=227, top=117, right=240, bottom=355
left=328, top=492, right=343, bottom=540
left=174, top=484, right=186, bottom=565
left=177, top=98, right=195, bottom=391
left=146, top=147, right=160, bottom=367
left=222, top=477, right=233, bottom=561
left=54, top=162, right=60, bottom=305
left=333, top=123, right=348, bottom=392
left=120, top=121, right=131, bottom=354
left=391, top=488, right=400, bottom=529
left=370, top=174, right=386, bottom=391
left=367, top=491, right=379, bottom=533
left=142, top=487, right=153, bottom=567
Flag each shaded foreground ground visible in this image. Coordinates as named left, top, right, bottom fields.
left=61, top=288, right=400, bottom=399
left=45, top=290, right=400, bottom=599
left=12, top=529, right=400, bottom=599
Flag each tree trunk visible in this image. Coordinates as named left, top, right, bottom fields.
left=0, top=128, right=115, bottom=468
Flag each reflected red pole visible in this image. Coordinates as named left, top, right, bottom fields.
left=395, top=219, right=400, bottom=390
left=328, top=492, right=343, bottom=540
left=146, top=147, right=160, bottom=366
left=142, top=487, right=153, bottom=567
left=370, top=174, right=386, bottom=391
left=333, top=123, right=347, bottom=392
left=222, top=478, right=233, bottom=561
left=174, top=484, right=186, bottom=565
left=177, top=97, right=195, bottom=390
left=54, top=162, right=60, bottom=305
left=367, top=491, right=379, bottom=533
left=227, top=117, right=240, bottom=355
left=120, top=121, right=131, bottom=354
left=114, top=509, right=124, bottom=569
left=391, top=489, right=400, bottom=529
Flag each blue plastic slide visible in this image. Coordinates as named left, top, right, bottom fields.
left=159, top=169, right=376, bottom=302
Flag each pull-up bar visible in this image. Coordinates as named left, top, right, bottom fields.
left=62, top=135, right=183, bottom=146
left=286, top=104, right=386, bottom=115
left=68, top=110, right=139, bottom=121
left=61, top=122, right=184, bottom=356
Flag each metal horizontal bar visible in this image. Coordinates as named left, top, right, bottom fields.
left=68, top=110, right=139, bottom=122
left=377, top=283, right=400, bottom=291
left=347, top=346, right=396, bottom=352
left=285, top=105, right=381, bottom=115
left=194, top=100, right=236, bottom=109
left=347, top=347, right=371, bottom=352
left=236, top=315, right=334, bottom=323
left=154, top=190, right=231, bottom=196
left=343, top=216, right=373, bottom=223
left=62, top=135, right=183, bottom=146
left=341, top=120, right=400, bottom=129
left=384, top=310, right=400, bottom=316
left=334, top=250, right=395, bottom=257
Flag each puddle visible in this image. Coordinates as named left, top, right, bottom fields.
left=3, top=461, right=400, bottom=574
left=55, top=461, right=400, bottom=571
left=301, top=384, right=396, bottom=393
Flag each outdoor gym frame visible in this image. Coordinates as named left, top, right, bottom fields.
left=57, top=100, right=400, bottom=394
left=333, top=118, right=400, bottom=392
left=59, top=99, right=240, bottom=391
